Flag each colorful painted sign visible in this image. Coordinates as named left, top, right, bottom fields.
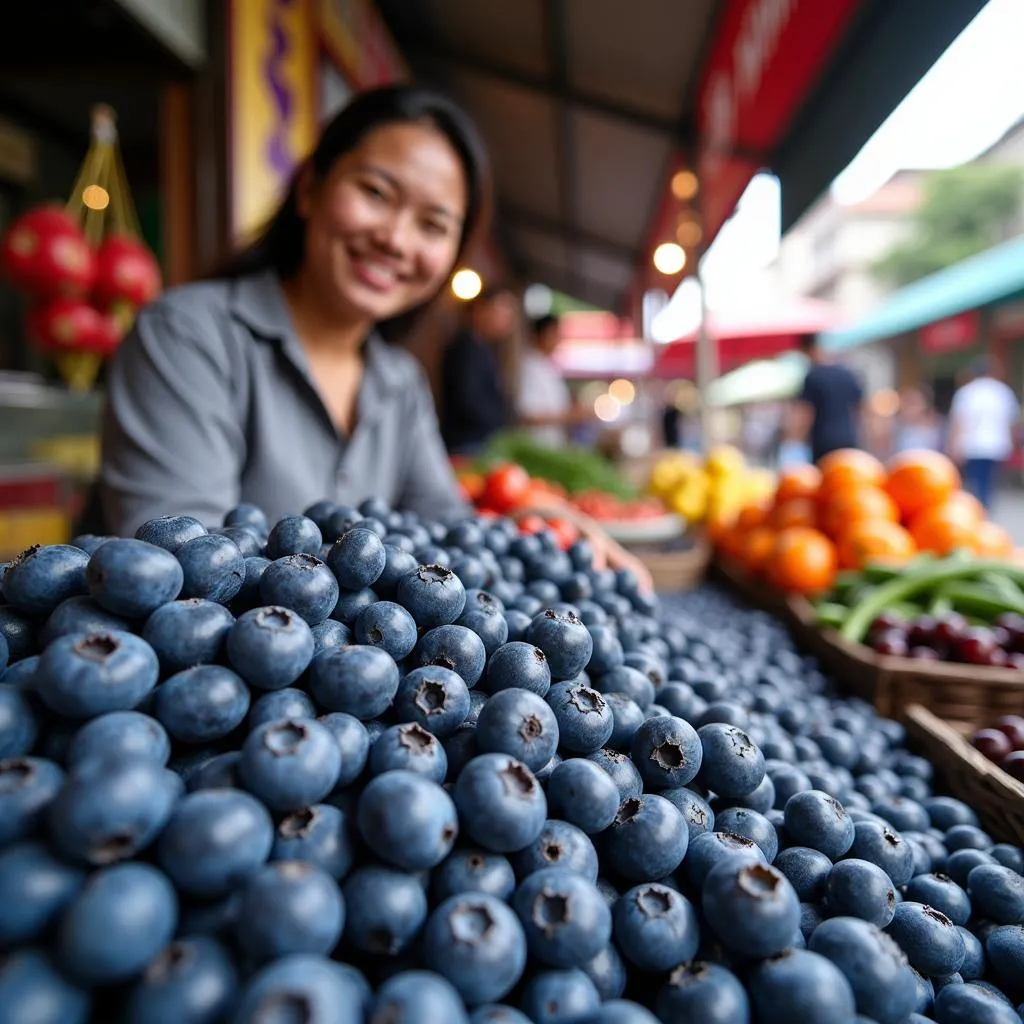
left=695, top=0, right=862, bottom=244
left=920, top=311, right=981, bottom=354
left=229, top=0, right=319, bottom=241
left=317, top=0, right=407, bottom=88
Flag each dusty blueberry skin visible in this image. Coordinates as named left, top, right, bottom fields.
left=11, top=506, right=1024, bottom=1018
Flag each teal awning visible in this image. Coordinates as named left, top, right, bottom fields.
left=820, top=234, right=1024, bottom=352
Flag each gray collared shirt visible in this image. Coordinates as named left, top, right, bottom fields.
left=99, top=270, right=468, bottom=536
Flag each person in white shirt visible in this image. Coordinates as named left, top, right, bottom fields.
left=948, top=358, right=1021, bottom=510
left=516, top=315, right=587, bottom=447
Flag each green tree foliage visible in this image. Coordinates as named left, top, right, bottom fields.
left=872, top=164, right=1024, bottom=287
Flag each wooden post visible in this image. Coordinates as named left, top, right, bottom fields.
left=160, top=81, right=195, bottom=285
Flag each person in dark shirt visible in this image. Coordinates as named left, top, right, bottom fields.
left=795, top=334, right=864, bottom=463
left=440, top=286, right=516, bottom=454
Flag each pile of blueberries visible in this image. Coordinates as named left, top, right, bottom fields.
left=2, top=499, right=1024, bottom=1024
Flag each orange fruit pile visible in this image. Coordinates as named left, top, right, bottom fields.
left=718, top=449, right=1015, bottom=596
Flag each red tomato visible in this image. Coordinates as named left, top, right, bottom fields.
left=546, top=518, right=579, bottom=550
left=517, top=514, right=547, bottom=535
left=483, top=464, right=531, bottom=512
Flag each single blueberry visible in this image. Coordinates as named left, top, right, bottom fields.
left=394, top=666, right=471, bottom=738
left=48, top=754, right=178, bottom=866
left=310, top=644, right=400, bottom=720
left=135, top=514, right=207, bottom=553
left=2, top=543, right=89, bottom=616
left=227, top=606, right=314, bottom=691
left=317, top=712, right=370, bottom=787
left=266, top=515, right=322, bottom=559
left=123, top=936, right=238, bottom=1024
left=656, top=962, right=751, bottom=1024
left=416, top=623, right=487, bottom=687
left=702, top=860, right=800, bottom=960
left=454, top=753, right=548, bottom=854
left=357, top=769, right=459, bottom=870
left=512, top=819, right=599, bottom=882
left=697, top=722, right=766, bottom=800
left=239, top=719, right=342, bottom=812
left=476, top=687, right=560, bottom=771
left=398, top=564, right=467, bottom=628
left=629, top=715, right=702, bottom=789
left=546, top=681, right=614, bottom=755
left=604, top=794, right=688, bottom=882
left=56, top=862, right=178, bottom=985
left=234, top=860, right=344, bottom=965
left=36, top=631, right=159, bottom=719
left=526, top=609, right=594, bottom=681
left=157, top=788, right=273, bottom=898
left=485, top=641, right=551, bottom=697
left=434, top=847, right=517, bottom=903
left=512, top=866, right=611, bottom=969
left=259, top=553, right=339, bottom=625
left=353, top=599, right=418, bottom=661
left=86, top=539, right=184, bottom=617
left=342, top=864, right=428, bottom=955
left=153, top=665, right=251, bottom=743
left=369, top=722, right=448, bottom=783
left=142, top=598, right=235, bottom=674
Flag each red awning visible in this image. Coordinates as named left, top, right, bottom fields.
left=653, top=295, right=843, bottom=378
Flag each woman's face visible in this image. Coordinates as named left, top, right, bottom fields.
left=299, top=121, right=468, bottom=323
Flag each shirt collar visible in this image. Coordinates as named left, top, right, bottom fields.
left=228, top=269, right=404, bottom=394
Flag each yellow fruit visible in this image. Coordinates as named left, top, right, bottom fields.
left=705, top=445, right=746, bottom=478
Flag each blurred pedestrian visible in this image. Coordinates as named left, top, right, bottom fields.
left=515, top=314, right=587, bottom=447
left=439, top=285, right=518, bottom=455
left=948, top=357, right=1020, bottom=509
left=893, top=384, right=943, bottom=454
left=793, top=334, right=864, bottom=463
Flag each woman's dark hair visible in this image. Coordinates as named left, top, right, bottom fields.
left=215, top=85, right=491, bottom=288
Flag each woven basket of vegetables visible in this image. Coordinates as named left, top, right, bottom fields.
left=905, top=704, right=1024, bottom=846
left=795, top=555, right=1024, bottom=722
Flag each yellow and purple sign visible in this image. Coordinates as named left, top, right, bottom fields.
left=229, top=0, right=319, bottom=242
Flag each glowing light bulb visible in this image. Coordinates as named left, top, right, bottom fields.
left=671, top=170, right=699, bottom=200
left=82, top=185, right=110, bottom=210
left=653, top=242, right=686, bottom=276
left=608, top=378, right=636, bottom=405
left=594, top=393, right=622, bottom=422
left=451, top=268, right=482, bottom=301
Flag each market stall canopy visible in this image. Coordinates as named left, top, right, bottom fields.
left=704, top=351, right=809, bottom=407
left=821, top=234, right=1024, bottom=352
left=654, top=294, right=843, bottom=379
left=377, top=0, right=987, bottom=315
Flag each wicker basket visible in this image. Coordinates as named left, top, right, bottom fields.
left=784, top=597, right=1024, bottom=722
left=628, top=534, right=711, bottom=593
left=905, top=704, right=1024, bottom=846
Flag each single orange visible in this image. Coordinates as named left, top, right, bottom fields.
left=973, top=521, right=1014, bottom=559
left=818, top=486, right=900, bottom=539
left=768, top=526, right=838, bottom=595
left=770, top=498, right=819, bottom=531
left=736, top=501, right=772, bottom=532
left=741, top=525, right=777, bottom=576
left=885, top=449, right=960, bottom=521
left=836, top=519, right=916, bottom=571
left=775, top=464, right=822, bottom=504
left=818, top=449, right=886, bottom=499
left=909, top=502, right=978, bottom=556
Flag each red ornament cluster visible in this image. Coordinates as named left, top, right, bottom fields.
left=0, top=204, right=161, bottom=362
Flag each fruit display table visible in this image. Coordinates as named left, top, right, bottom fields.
left=4, top=500, right=1024, bottom=1022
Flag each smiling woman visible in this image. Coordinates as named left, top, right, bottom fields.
left=94, top=86, right=490, bottom=535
